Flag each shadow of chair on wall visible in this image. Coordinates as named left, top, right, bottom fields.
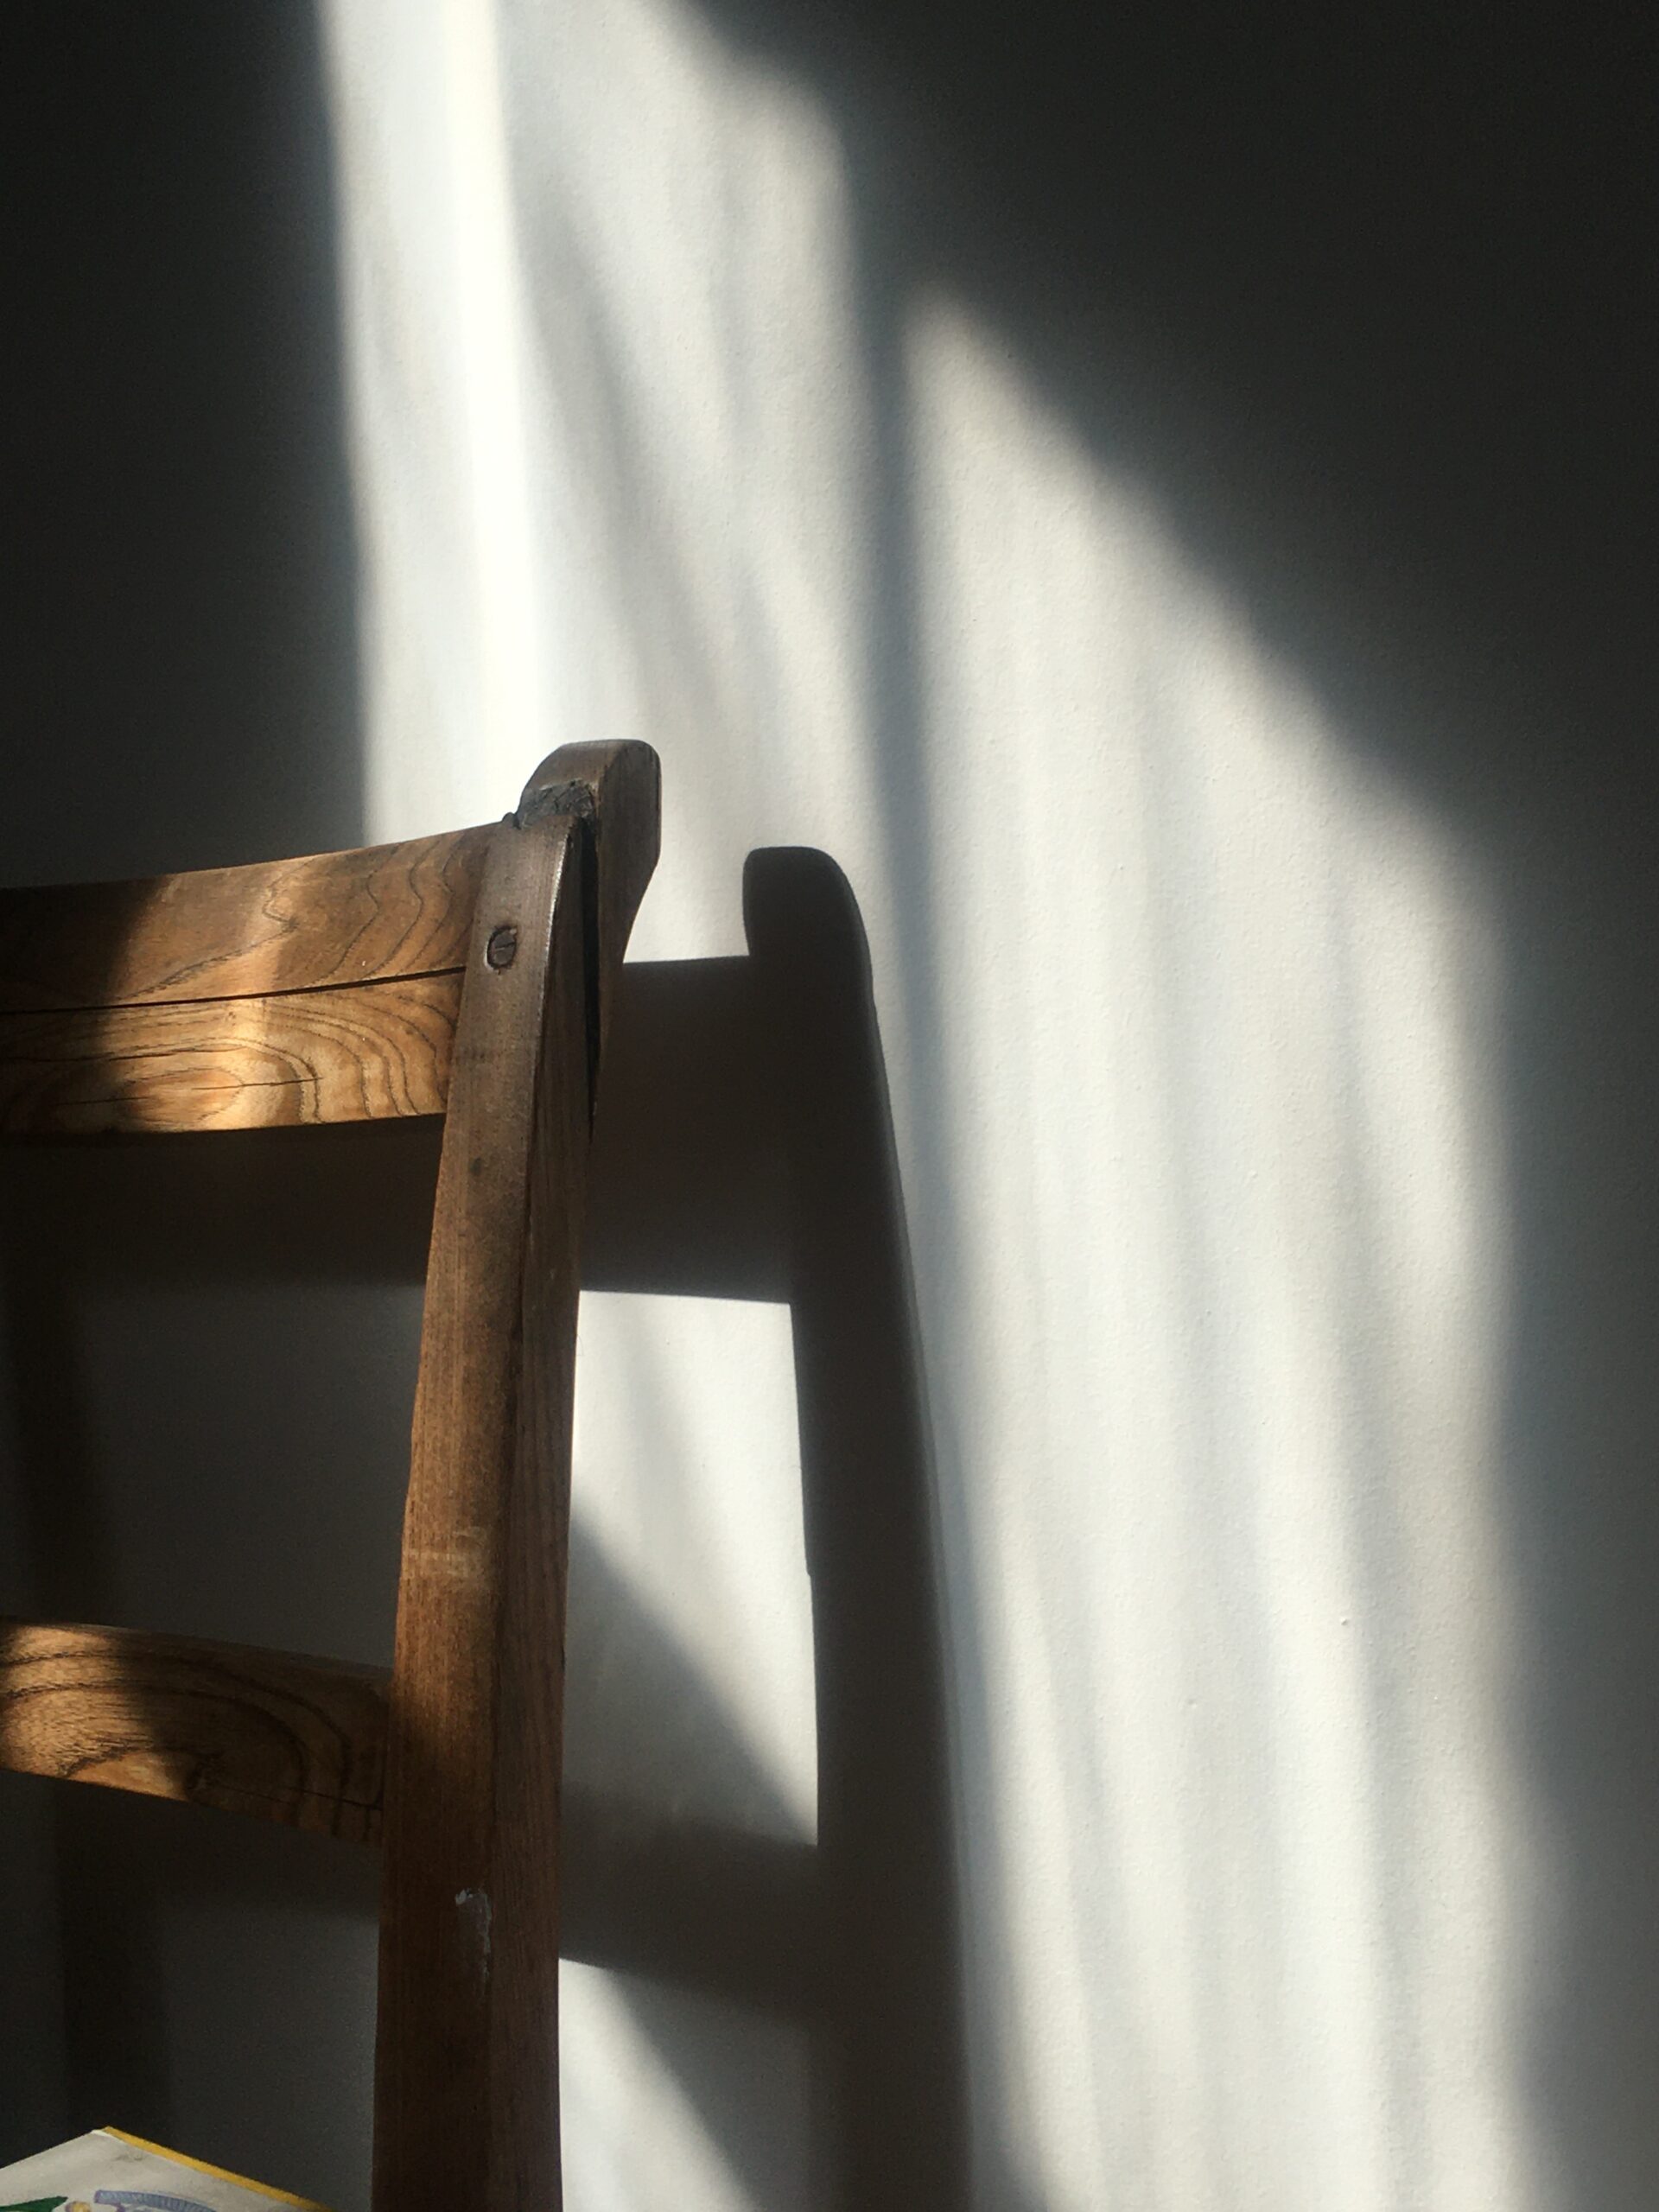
left=574, top=845, right=969, bottom=2211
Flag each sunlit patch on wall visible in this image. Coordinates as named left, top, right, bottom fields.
left=321, top=0, right=874, bottom=979
left=569, top=1291, right=816, bottom=1843
left=562, top=1961, right=815, bottom=2212
left=320, top=0, right=550, bottom=836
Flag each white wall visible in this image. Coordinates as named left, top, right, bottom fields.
left=6, top=3, right=1659, bottom=2209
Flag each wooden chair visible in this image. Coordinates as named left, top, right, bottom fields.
left=0, top=741, right=661, bottom=2210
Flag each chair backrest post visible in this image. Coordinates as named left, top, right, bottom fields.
left=373, top=745, right=658, bottom=2212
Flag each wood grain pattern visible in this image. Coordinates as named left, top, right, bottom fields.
left=374, top=742, right=659, bottom=2212
left=375, top=808, right=582, bottom=2212
left=0, top=1618, right=389, bottom=1840
left=0, top=970, right=463, bottom=1135
left=0, top=823, right=492, bottom=1014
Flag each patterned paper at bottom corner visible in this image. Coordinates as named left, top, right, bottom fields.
left=0, top=2128, right=326, bottom=2212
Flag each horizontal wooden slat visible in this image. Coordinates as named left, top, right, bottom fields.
left=0, top=824, right=493, bottom=1014
left=0, top=970, right=464, bottom=1135
left=0, top=1618, right=389, bottom=1841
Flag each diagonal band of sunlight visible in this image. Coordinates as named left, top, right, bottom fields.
left=902, top=298, right=1538, bottom=2212
left=321, top=0, right=550, bottom=835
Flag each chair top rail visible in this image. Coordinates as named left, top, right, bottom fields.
left=0, top=823, right=495, bottom=1015
left=0, top=970, right=466, bottom=1138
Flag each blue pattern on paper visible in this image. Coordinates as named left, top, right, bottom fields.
left=93, top=2194, right=216, bottom=2212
